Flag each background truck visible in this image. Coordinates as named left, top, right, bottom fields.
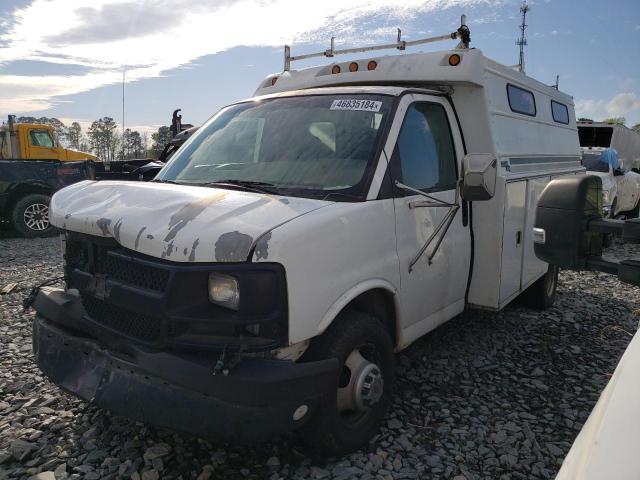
left=30, top=15, right=583, bottom=453
left=0, top=159, right=94, bottom=237
left=578, top=121, right=640, bottom=171
left=579, top=121, right=640, bottom=217
left=92, top=109, right=198, bottom=181
left=1, top=115, right=97, bottom=162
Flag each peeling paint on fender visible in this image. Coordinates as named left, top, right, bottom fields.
left=113, top=218, right=124, bottom=243
left=253, top=232, right=272, bottom=260
left=134, top=227, right=147, bottom=250
left=215, top=231, right=253, bottom=262
left=96, top=218, right=111, bottom=236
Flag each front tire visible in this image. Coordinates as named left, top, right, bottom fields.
left=11, top=194, right=54, bottom=238
left=298, top=311, right=395, bottom=454
left=524, top=264, right=559, bottom=309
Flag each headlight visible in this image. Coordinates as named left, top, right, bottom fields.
left=603, top=190, right=610, bottom=203
left=208, top=273, right=240, bottom=310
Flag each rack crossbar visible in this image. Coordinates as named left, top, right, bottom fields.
left=284, top=14, right=470, bottom=71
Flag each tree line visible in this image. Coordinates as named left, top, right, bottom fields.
left=578, top=116, right=640, bottom=132
left=15, top=116, right=173, bottom=161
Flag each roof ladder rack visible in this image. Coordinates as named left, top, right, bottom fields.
left=283, top=14, right=471, bottom=71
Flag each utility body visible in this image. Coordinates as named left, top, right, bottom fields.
left=31, top=17, right=582, bottom=452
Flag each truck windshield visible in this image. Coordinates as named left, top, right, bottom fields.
left=157, top=94, right=393, bottom=200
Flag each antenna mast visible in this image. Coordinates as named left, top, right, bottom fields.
left=516, top=1, right=530, bottom=73
left=121, top=70, right=125, bottom=160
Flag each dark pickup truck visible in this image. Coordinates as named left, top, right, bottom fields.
left=0, top=159, right=94, bottom=237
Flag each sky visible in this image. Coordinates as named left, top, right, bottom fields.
left=0, top=0, right=639, bottom=135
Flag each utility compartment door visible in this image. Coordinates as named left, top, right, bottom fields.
left=500, top=181, right=526, bottom=303
left=521, top=176, right=550, bottom=287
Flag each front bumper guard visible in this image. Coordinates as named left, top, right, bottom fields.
left=32, top=288, right=337, bottom=441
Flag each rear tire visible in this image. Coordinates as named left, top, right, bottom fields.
left=524, top=264, right=558, bottom=310
left=298, top=310, right=395, bottom=455
left=11, top=194, right=54, bottom=238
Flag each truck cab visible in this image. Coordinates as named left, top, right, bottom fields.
left=30, top=17, right=583, bottom=453
left=0, top=117, right=97, bottom=162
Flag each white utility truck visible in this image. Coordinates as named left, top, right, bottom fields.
left=579, top=121, right=640, bottom=217
left=30, top=16, right=582, bottom=453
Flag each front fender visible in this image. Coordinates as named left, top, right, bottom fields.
left=316, top=279, right=400, bottom=338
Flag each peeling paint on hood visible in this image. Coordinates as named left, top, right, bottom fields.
left=50, top=180, right=330, bottom=262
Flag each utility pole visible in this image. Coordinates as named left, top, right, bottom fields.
left=516, top=1, right=530, bottom=73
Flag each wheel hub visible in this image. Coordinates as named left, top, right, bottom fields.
left=355, top=363, right=384, bottom=409
left=23, top=203, right=49, bottom=231
left=337, top=349, right=384, bottom=414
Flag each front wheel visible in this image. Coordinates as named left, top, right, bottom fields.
left=298, top=311, right=395, bottom=454
left=524, top=264, right=559, bottom=310
left=11, top=194, right=54, bottom=238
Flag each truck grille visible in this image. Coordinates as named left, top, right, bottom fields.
left=65, top=235, right=170, bottom=293
left=82, top=295, right=162, bottom=342
left=102, top=254, right=170, bottom=292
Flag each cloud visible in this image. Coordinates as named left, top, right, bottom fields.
left=44, top=2, right=183, bottom=46
left=0, top=0, right=502, bottom=116
left=575, top=92, right=640, bottom=120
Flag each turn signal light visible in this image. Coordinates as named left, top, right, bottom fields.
left=367, top=60, right=377, bottom=71
left=349, top=62, right=359, bottom=72
left=331, top=65, right=341, bottom=74
left=448, top=54, right=461, bottom=66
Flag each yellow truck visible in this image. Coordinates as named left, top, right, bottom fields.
left=1, top=115, right=97, bottom=162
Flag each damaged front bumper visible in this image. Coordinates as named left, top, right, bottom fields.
left=32, top=287, right=337, bottom=441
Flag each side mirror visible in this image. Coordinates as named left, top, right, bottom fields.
left=460, top=153, right=497, bottom=201
left=613, top=168, right=625, bottom=177
left=534, top=174, right=640, bottom=286
left=534, top=175, right=602, bottom=269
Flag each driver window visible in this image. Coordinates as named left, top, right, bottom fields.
left=395, top=103, right=457, bottom=192
left=30, top=130, right=54, bottom=148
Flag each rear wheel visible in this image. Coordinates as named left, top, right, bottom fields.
left=524, top=264, right=559, bottom=309
left=11, top=194, right=54, bottom=238
left=298, top=310, right=394, bottom=454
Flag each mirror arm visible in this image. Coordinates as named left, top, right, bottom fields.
left=407, top=187, right=461, bottom=272
left=395, top=180, right=458, bottom=208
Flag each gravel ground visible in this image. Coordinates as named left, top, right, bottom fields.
left=1, top=231, right=639, bottom=480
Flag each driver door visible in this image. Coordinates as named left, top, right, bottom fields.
left=26, top=128, right=62, bottom=160
left=387, top=94, right=470, bottom=341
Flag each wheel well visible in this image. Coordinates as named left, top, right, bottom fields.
left=8, top=186, right=52, bottom=211
left=344, top=289, right=398, bottom=347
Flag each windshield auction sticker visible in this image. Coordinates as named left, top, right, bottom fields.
left=330, top=99, right=382, bottom=112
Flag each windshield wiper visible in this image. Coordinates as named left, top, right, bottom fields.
left=202, top=179, right=280, bottom=194
left=151, top=179, right=181, bottom=184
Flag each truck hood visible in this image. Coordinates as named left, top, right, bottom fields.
left=50, top=180, right=330, bottom=262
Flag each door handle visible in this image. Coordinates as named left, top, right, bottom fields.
left=516, top=230, right=522, bottom=245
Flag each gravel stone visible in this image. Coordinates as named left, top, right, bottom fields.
left=1, top=232, right=639, bottom=479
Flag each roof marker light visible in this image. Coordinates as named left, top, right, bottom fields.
left=448, top=54, right=461, bottom=66
left=331, top=65, right=341, bottom=74
left=349, top=62, right=359, bottom=72
left=367, top=60, right=377, bottom=71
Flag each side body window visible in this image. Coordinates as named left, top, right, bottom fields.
left=507, top=84, right=536, bottom=116
left=30, top=130, right=54, bottom=148
left=395, top=103, right=457, bottom=192
left=551, top=100, right=569, bottom=124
